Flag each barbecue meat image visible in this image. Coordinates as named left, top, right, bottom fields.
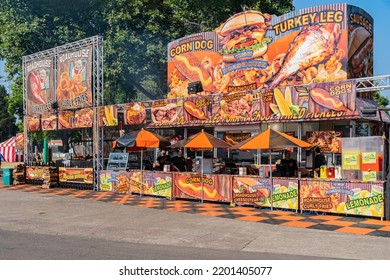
left=269, top=23, right=341, bottom=88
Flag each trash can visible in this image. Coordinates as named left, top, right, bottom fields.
left=2, top=168, right=14, bottom=185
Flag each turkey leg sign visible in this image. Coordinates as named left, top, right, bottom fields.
left=27, top=72, right=46, bottom=104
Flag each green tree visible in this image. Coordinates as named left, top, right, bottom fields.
left=373, top=91, right=389, bottom=108
left=0, top=85, right=18, bottom=141
left=0, top=0, right=293, bottom=120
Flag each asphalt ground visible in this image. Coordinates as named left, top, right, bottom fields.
left=1, top=183, right=390, bottom=259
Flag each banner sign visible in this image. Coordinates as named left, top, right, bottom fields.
left=123, top=103, right=146, bottom=125
left=150, top=99, right=184, bottom=127
left=347, top=5, right=373, bottom=78
left=25, top=57, right=55, bottom=115
left=183, top=95, right=214, bottom=125
left=233, top=177, right=272, bottom=207
left=59, top=167, right=93, bottom=184
left=56, top=46, right=93, bottom=110
left=99, top=170, right=131, bottom=193
left=15, top=133, right=24, bottom=150
left=173, top=173, right=232, bottom=202
left=41, top=113, right=57, bottom=131
left=306, top=131, right=342, bottom=153
left=25, top=166, right=48, bottom=180
left=27, top=116, right=40, bottom=132
left=98, top=105, right=118, bottom=127
left=300, top=179, right=384, bottom=217
left=58, top=111, right=74, bottom=129
left=74, top=108, right=93, bottom=128
left=272, top=178, right=299, bottom=210
left=168, top=4, right=371, bottom=98
left=223, top=133, right=252, bottom=146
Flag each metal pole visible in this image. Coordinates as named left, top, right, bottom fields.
left=201, top=150, right=204, bottom=203
left=269, top=149, right=273, bottom=211
left=140, top=149, right=143, bottom=196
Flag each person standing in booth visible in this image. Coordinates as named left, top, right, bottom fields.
left=281, top=151, right=298, bottom=177
left=172, top=149, right=187, bottom=172
left=153, top=149, right=171, bottom=171
left=313, top=146, right=326, bottom=177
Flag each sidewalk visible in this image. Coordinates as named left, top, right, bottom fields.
left=1, top=182, right=390, bottom=259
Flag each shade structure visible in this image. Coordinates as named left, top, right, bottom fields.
left=116, top=129, right=170, bottom=149
left=0, top=137, right=16, bottom=162
left=114, top=129, right=170, bottom=195
left=231, top=128, right=312, bottom=150
left=184, top=131, right=231, bottom=149
left=231, top=127, right=311, bottom=210
left=174, top=130, right=231, bottom=203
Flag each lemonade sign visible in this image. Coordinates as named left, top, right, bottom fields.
left=362, top=152, right=376, bottom=164
left=340, top=185, right=384, bottom=217
left=272, top=179, right=298, bottom=210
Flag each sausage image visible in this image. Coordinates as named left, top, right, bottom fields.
left=184, top=101, right=208, bottom=120
left=310, top=88, right=348, bottom=111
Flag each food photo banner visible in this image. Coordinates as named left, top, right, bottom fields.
left=56, top=46, right=93, bottom=110
left=25, top=57, right=55, bottom=116
left=167, top=4, right=371, bottom=98
left=149, top=79, right=358, bottom=128
left=173, top=173, right=232, bottom=203
left=59, top=167, right=93, bottom=184
left=98, top=105, right=118, bottom=127
left=300, top=179, right=384, bottom=218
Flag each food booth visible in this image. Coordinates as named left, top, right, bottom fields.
left=21, top=5, right=389, bottom=220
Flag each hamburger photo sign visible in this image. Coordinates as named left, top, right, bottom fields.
left=216, top=11, right=272, bottom=63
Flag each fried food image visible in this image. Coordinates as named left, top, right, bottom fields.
left=41, top=114, right=57, bottom=130
left=184, top=100, right=208, bottom=120
left=28, top=116, right=40, bottom=131
left=310, top=87, right=348, bottom=111
left=114, top=174, right=130, bottom=194
left=151, top=103, right=178, bottom=123
left=56, top=72, right=89, bottom=106
left=74, top=108, right=93, bottom=128
left=300, top=181, right=340, bottom=212
left=125, top=103, right=146, bottom=125
left=58, top=111, right=74, bottom=129
left=307, top=131, right=341, bottom=153
left=269, top=23, right=342, bottom=88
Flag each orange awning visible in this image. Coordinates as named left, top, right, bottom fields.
left=184, top=131, right=231, bottom=149
left=231, top=128, right=312, bottom=150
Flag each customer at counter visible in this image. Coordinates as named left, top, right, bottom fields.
left=172, top=150, right=187, bottom=172
left=281, top=151, right=298, bottom=177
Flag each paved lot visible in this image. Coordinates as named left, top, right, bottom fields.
left=1, top=183, right=390, bottom=259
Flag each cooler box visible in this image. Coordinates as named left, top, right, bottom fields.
left=2, top=168, right=14, bottom=185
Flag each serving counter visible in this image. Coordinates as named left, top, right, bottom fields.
left=98, top=169, right=385, bottom=219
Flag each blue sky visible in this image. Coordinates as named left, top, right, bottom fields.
left=1, top=1, right=390, bottom=97
left=294, top=0, right=390, bottom=97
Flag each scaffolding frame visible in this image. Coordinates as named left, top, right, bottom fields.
left=22, top=35, right=104, bottom=190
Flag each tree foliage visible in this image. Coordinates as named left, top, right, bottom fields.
left=0, top=0, right=293, bottom=121
left=0, top=85, right=18, bottom=142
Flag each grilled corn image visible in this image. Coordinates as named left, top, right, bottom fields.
left=274, top=88, right=292, bottom=116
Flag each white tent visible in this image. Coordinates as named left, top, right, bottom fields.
left=0, top=137, right=16, bottom=162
